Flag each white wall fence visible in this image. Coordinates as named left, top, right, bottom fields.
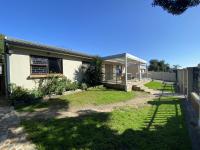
left=148, top=71, right=176, bottom=82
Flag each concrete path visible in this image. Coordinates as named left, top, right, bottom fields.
left=0, top=106, right=36, bottom=150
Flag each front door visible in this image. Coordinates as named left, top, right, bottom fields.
left=0, top=63, right=5, bottom=95
left=105, top=64, right=113, bottom=80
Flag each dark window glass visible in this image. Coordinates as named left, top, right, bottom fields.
left=30, top=56, right=62, bottom=75
left=49, top=58, right=62, bottom=74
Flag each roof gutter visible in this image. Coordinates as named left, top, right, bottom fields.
left=5, top=38, right=95, bottom=60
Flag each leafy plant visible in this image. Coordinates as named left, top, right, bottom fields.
left=65, top=78, right=80, bottom=91
left=38, top=75, right=67, bottom=96
left=9, top=84, right=41, bottom=105
left=85, top=56, right=103, bottom=86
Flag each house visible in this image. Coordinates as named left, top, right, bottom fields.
left=0, top=36, right=148, bottom=95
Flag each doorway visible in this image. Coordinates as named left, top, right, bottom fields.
left=105, top=64, right=113, bottom=80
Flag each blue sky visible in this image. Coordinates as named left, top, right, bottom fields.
left=0, top=0, right=200, bottom=67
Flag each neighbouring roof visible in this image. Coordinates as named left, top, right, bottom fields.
left=5, top=37, right=95, bottom=59
left=102, top=53, right=147, bottom=64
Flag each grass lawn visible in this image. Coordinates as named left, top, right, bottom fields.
left=60, top=87, right=135, bottom=107
left=144, top=81, right=175, bottom=92
left=16, top=87, right=135, bottom=112
left=22, top=96, right=191, bottom=150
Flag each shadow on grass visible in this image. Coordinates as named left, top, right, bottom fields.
left=21, top=97, right=191, bottom=150
left=16, top=98, right=69, bottom=120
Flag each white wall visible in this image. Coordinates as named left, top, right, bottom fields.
left=9, top=53, right=39, bottom=89
left=149, top=71, right=176, bottom=82
left=63, top=59, right=82, bottom=81
left=8, top=50, right=84, bottom=89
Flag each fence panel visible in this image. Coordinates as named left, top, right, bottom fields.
left=148, top=71, right=176, bottom=82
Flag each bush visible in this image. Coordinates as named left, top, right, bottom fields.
left=38, top=75, right=67, bottom=96
left=9, top=84, right=41, bottom=105
left=66, top=80, right=79, bottom=91
left=85, top=56, right=103, bottom=86
left=80, top=83, right=88, bottom=90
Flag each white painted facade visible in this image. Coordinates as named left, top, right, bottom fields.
left=63, top=59, right=82, bottom=81
left=7, top=48, right=86, bottom=90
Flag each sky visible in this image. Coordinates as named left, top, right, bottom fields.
left=0, top=0, right=200, bottom=68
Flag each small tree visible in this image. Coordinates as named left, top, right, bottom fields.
left=85, top=56, right=103, bottom=86
left=148, top=59, right=171, bottom=72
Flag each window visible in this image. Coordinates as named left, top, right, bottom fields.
left=49, top=57, right=62, bottom=73
left=30, top=56, right=63, bottom=75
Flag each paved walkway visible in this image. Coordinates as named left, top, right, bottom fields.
left=0, top=106, right=35, bottom=150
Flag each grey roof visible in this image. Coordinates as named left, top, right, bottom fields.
left=102, top=53, right=147, bottom=64
left=5, top=37, right=95, bottom=59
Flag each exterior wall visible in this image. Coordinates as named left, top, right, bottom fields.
left=149, top=71, right=176, bottom=82
left=8, top=48, right=88, bottom=89
left=9, top=53, right=39, bottom=89
left=63, top=59, right=82, bottom=81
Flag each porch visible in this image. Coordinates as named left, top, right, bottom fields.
left=102, top=53, right=149, bottom=91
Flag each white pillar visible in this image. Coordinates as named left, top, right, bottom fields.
left=125, top=55, right=127, bottom=86
left=139, top=62, right=141, bottom=80
left=146, top=64, right=148, bottom=79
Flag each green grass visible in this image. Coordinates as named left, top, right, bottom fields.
left=21, top=96, right=191, bottom=150
left=16, top=87, right=135, bottom=112
left=60, top=87, right=135, bottom=107
left=144, top=81, right=175, bottom=92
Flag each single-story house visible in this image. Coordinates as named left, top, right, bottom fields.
left=0, top=36, right=148, bottom=95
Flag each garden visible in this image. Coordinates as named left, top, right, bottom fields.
left=21, top=96, right=191, bottom=150
left=8, top=57, right=191, bottom=150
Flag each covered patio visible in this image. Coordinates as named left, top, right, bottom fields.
left=102, top=53, right=148, bottom=91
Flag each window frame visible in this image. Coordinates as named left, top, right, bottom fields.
left=30, top=55, right=63, bottom=75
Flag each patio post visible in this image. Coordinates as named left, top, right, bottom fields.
left=138, top=62, right=141, bottom=80
left=125, top=54, right=127, bottom=86
left=146, top=64, right=148, bottom=79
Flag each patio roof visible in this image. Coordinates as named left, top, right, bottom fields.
left=102, top=53, right=147, bottom=64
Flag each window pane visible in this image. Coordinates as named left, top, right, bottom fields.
left=31, top=65, right=48, bottom=74
left=31, top=57, right=48, bottom=65
left=49, top=58, right=62, bottom=74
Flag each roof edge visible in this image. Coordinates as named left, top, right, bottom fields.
left=5, top=37, right=95, bottom=59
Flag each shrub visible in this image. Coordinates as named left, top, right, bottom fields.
left=80, top=83, right=88, bottom=90
left=9, top=84, right=41, bottom=105
left=66, top=81, right=79, bottom=91
left=38, top=75, right=67, bottom=96
left=65, top=79, right=73, bottom=91
left=85, top=56, right=103, bottom=86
